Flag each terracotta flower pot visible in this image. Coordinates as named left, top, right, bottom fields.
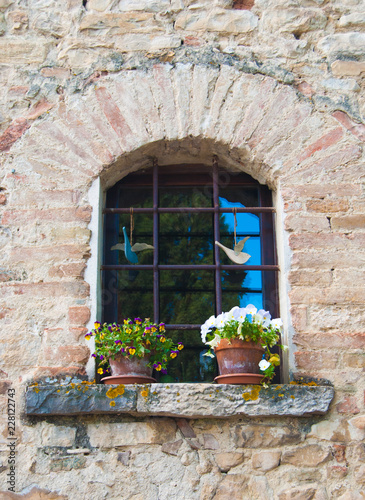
left=214, top=338, right=265, bottom=385
left=101, top=354, right=156, bottom=385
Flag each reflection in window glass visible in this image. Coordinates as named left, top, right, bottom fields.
left=159, top=213, right=213, bottom=265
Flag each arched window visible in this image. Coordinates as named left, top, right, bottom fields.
left=102, top=160, right=279, bottom=382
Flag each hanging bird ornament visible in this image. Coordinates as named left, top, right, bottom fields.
left=111, top=210, right=154, bottom=264
left=215, top=208, right=251, bottom=265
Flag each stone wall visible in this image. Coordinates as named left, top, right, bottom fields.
left=0, top=0, right=364, bottom=498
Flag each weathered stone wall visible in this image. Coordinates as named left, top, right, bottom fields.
left=0, top=0, right=364, bottom=498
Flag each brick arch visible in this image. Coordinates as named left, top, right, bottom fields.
left=5, top=63, right=359, bottom=192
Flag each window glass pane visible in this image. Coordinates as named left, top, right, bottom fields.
left=218, top=234, right=261, bottom=266
left=117, top=186, right=153, bottom=208
left=159, top=213, right=214, bottom=265
left=160, top=187, right=212, bottom=208
left=155, top=330, right=217, bottom=383
left=115, top=270, right=154, bottom=321
left=106, top=214, right=154, bottom=265
left=160, top=270, right=215, bottom=324
left=219, top=186, right=259, bottom=208
left=222, top=270, right=263, bottom=311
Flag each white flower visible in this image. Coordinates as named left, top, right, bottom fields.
left=270, top=318, right=283, bottom=330
left=245, top=304, right=257, bottom=315
left=227, top=306, right=239, bottom=321
left=215, top=312, right=228, bottom=329
left=257, top=309, right=271, bottom=327
left=259, top=359, right=271, bottom=371
left=205, top=334, right=221, bottom=349
left=235, top=307, right=248, bottom=322
left=200, top=314, right=216, bottom=342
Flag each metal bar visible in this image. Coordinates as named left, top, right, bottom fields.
left=212, top=156, right=222, bottom=315
left=101, top=264, right=280, bottom=271
left=153, top=159, right=159, bottom=324
left=103, top=207, right=276, bottom=214
left=165, top=324, right=202, bottom=330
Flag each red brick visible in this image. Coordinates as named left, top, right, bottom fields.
left=233, top=0, right=254, bottom=9
left=9, top=85, right=28, bottom=95
left=281, top=184, right=362, bottom=199
left=10, top=245, right=89, bottom=264
left=296, top=81, right=315, bottom=98
left=289, top=270, right=332, bottom=287
left=43, top=346, right=90, bottom=365
left=41, top=67, right=71, bottom=79
left=95, top=87, right=133, bottom=147
left=336, top=396, right=360, bottom=415
left=68, top=306, right=91, bottom=326
left=33, top=366, right=87, bottom=380
left=295, top=351, right=337, bottom=370
left=333, top=444, right=346, bottom=463
left=289, top=233, right=365, bottom=251
left=289, top=287, right=365, bottom=305
left=0, top=193, right=6, bottom=205
left=306, top=199, right=349, bottom=213
left=10, top=189, right=82, bottom=208
left=184, top=36, right=203, bottom=46
left=1, top=206, right=92, bottom=225
left=284, top=214, right=329, bottom=233
left=37, top=122, right=99, bottom=171
left=332, top=111, right=365, bottom=142
left=331, top=215, right=365, bottom=230
left=0, top=282, right=90, bottom=299
left=70, top=327, right=88, bottom=341
left=294, top=333, right=365, bottom=350
left=283, top=144, right=362, bottom=183
left=0, top=118, right=30, bottom=152
left=27, top=98, right=54, bottom=120
left=49, top=262, right=86, bottom=279
left=299, top=127, right=344, bottom=162
left=292, top=251, right=365, bottom=269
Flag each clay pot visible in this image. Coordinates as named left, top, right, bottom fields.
left=214, top=338, right=264, bottom=385
left=101, top=354, right=156, bottom=385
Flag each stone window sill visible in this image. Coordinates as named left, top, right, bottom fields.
left=25, top=383, right=334, bottom=418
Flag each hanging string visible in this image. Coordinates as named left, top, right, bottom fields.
left=130, top=207, right=134, bottom=246
left=233, top=207, right=237, bottom=247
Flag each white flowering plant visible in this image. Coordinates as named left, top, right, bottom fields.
left=201, top=305, right=287, bottom=382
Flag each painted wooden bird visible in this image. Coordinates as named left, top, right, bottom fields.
left=215, top=236, right=251, bottom=264
left=111, top=227, right=154, bottom=264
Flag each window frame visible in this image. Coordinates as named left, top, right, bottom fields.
left=101, top=159, right=279, bottom=334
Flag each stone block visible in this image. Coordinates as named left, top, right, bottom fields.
left=233, top=424, right=302, bottom=448
left=261, top=8, right=327, bottom=34
left=320, top=77, right=360, bottom=92
left=50, top=455, right=87, bottom=472
left=214, top=452, right=245, bottom=472
left=213, top=474, right=248, bottom=500
left=306, top=199, right=349, bottom=213
left=251, top=450, right=281, bottom=472
left=68, top=306, right=91, bottom=326
left=79, top=12, right=162, bottom=33
left=331, top=60, right=365, bottom=77
left=277, top=487, right=317, bottom=500
left=88, top=0, right=113, bottom=11
left=331, top=215, right=365, bottom=230
left=39, top=422, right=76, bottom=447
left=338, top=12, right=365, bottom=28
left=175, top=8, right=258, bottom=33
left=114, top=33, right=181, bottom=52
left=281, top=444, right=331, bottom=467
left=0, top=118, right=30, bottom=152
left=0, top=40, right=46, bottom=64
left=117, top=0, right=171, bottom=11
left=161, top=439, right=183, bottom=456
left=318, top=33, right=365, bottom=57
left=336, top=396, right=360, bottom=415
left=0, top=486, right=67, bottom=499
left=26, top=384, right=335, bottom=418
left=88, top=420, right=177, bottom=447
